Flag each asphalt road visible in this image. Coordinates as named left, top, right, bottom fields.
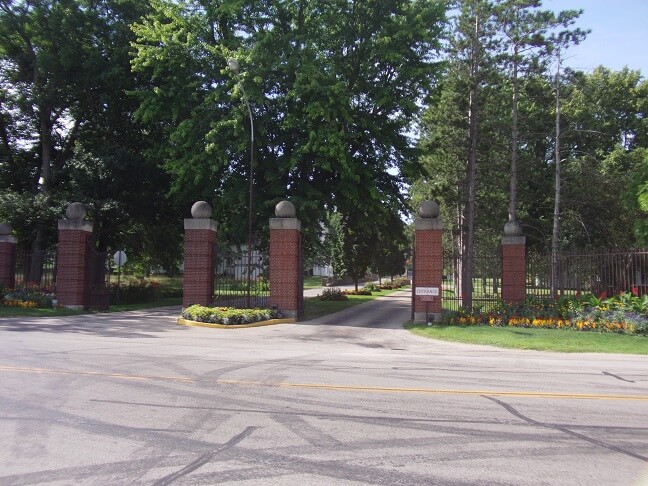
left=1, top=291, right=647, bottom=485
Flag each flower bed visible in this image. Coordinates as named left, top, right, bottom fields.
left=443, top=293, right=648, bottom=336
left=182, top=304, right=282, bottom=325
left=1, top=286, right=54, bottom=309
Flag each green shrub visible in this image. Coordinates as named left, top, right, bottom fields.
left=363, top=283, right=379, bottom=292
left=319, top=288, right=348, bottom=301
left=156, top=278, right=183, bottom=298
left=345, top=289, right=372, bottom=296
left=182, top=305, right=281, bottom=325
left=110, top=279, right=160, bottom=304
left=392, top=277, right=410, bottom=287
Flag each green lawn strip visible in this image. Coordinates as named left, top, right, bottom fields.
left=303, top=288, right=406, bottom=320
left=107, top=297, right=182, bottom=312
left=303, top=276, right=325, bottom=289
left=406, top=323, right=648, bottom=355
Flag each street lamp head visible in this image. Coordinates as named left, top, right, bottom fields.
left=227, top=58, right=240, bottom=74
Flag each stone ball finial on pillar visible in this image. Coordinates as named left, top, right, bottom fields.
left=0, top=223, right=12, bottom=236
left=66, top=202, right=87, bottom=221
left=419, top=200, right=440, bottom=219
left=275, top=200, right=296, bottom=218
left=503, top=220, right=523, bottom=236
left=191, top=201, right=213, bottom=219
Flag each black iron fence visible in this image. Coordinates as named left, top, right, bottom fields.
left=440, top=246, right=648, bottom=311
left=14, top=251, right=57, bottom=290
left=85, top=245, right=110, bottom=310
left=443, top=243, right=502, bottom=312
left=527, top=249, right=648, bottom=299
left=213, top=247, right=269, bottom=308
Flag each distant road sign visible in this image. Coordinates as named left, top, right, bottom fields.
left=113, top=250, right=127, bottom=267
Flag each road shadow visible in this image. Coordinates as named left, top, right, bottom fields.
left=0, top=306, right=184, bottom=339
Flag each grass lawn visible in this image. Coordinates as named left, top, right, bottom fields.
left=107, top=297, right=182, bottom=312
left=407, top=323, right=648, bottom=355
left=303, top=289, right=406, bottom=320
left=303, top=276, right=325, bottom=289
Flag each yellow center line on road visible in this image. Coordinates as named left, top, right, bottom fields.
left=1, top=364, right=647, bottom=401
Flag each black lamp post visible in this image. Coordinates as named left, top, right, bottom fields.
left=227, top=58, right=254, bottom=308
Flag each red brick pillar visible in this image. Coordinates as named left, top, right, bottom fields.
left=183, top=201, right=217, bottom=307
left=269, top=201, right=303, bottom=319
left=0, top=223, right=17, bottom=289
left=501, top=220, right=526, bottom=304
left=56, top=203, right=93, bottom=309
left=413, top=201, right=443, bottom=323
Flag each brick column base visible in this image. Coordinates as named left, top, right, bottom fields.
left=501, top=236, right=526, bottom=304
left=413, top=202, right=443, bottom=323
left=0, top=237, right=17, bottom=289
left=56, top=220, right=93, bottom=309
left=183, top=205, right=217, bottom=308
left=269, top=201, right=303, bottom=319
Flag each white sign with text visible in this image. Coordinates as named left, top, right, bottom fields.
left=415, top=287, right=439, bottom=296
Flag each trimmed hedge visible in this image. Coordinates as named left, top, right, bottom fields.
left=182, top=305, right=282, bottom=325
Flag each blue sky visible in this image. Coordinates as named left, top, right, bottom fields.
left=544, top=0, right=648, bottom=74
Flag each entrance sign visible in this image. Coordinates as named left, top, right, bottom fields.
left=416, top=286, right=439, bottom=296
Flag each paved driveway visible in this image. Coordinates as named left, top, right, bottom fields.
left=1, top=291, right=647, bottom=485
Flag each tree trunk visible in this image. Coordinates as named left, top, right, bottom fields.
left=509, top=49, right=519, bottom=222
left=551, top=51, right=562, bottom=299
left=461, top=14, right=480, bottom=311
left=27, top=102, right=55, bottom=284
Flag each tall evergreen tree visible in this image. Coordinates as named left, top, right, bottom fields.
left=495, top=0, right=585, bottom=226
left=416, top=0, right=500, bottom=309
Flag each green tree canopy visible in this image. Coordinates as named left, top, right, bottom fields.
left=0, top=0, right=181, bottom=272
left=131, top=0, right=446, bottom=251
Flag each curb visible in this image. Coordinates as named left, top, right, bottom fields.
left=177, top=317, right=296, bottom=329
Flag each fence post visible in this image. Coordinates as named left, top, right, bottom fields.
left=56, top=203, right=93, bottom=309
left=413, top=201, right=443, bottom=323
left=269, top=200, right=303, bottom=319
left=0, top=223, right=17, bottom=289
left=501, top=220, right=526, bottom=304
left=183, top=201, right=217, bottom=308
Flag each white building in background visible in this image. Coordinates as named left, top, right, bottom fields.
left=215, top=244, right=332, bottom=279
left=312, top=264, right=333, bottom=277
